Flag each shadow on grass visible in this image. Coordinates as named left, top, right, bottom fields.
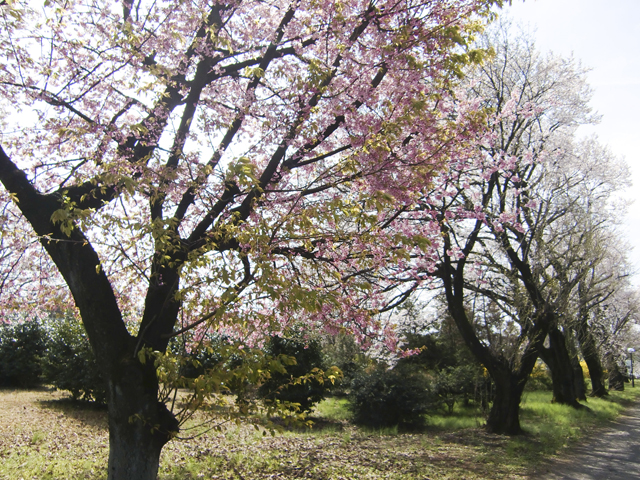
left=36, top=395, right=108, bottom=430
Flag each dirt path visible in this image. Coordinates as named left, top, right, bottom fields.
left=532, top=401, right=640, bottom=480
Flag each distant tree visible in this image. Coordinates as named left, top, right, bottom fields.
left=258, top=335, right=331, bottom=413
left=424, top=23, right=600, bottom=433
left=0, top=319, right=45, bottom=387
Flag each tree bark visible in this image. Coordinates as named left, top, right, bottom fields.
left=485, top=366, right=527, bottom=434
left=539, top=327, right=585, bottom=408
left=576, top=320, right=608, bottom=397
left=107, top=360, right=179, bottom=480
left=606, top=354, right=626, bottom=391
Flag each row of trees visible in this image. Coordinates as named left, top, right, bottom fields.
left=0, top=315, right=106, bottom=401
left=417, top=23, right=638, bottom=433
left=0, top=1, right=637, bottom=478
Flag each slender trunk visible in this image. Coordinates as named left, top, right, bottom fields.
left=107, top=359, right=179, bottom=480
left=540, top=327, right=585, bottom=408
left=570, top=353, right=587, bottom=401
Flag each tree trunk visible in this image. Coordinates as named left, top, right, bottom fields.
left=438, top=212, right=546, bottom=436
left=583, top=348, right=608, bottom=397
left=577, top=323, right=608, bottom=397
left=566, top=333, right=587, bottom=402
left=106, top=358, right=179, bottom=480
left=606, top=354, right=626, bottom=391
left=0, top=145, right=180, bottom=479
left=570, top=353, right=587, bottom=402
left=486, top=371, right=526, bottom=434
left=539, top=327, right=585, bottom=408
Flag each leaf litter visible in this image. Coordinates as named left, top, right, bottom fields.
left=0, top=389, right=529, bottom=480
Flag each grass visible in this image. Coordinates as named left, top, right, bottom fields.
left=514, top=389, right=640, bottom=458
left=313, top=396, right=351, bottom=421
left=1, top=387, right=639, bottom=479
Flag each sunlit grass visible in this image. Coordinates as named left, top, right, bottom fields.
left=312, top=396, right=351, bottom=421
left=515, top=388, right=640, bottom=456
left=3, top=387, right=640, bottom=480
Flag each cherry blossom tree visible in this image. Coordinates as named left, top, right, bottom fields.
left=574, top=231, right=632, bottom=397
left=0, top=0, right=500, bottom=478
left=420, top=23, right=599, bottom=433
left=537, top=138, right=632, bottom=399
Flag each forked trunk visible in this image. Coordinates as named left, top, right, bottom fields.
left=578, top=328, right=608, bottom=397
left=106, top=360, right=179, bottom=480
left=540, top=327, right=585, bottom=408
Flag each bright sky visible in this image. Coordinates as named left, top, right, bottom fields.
left=504, top=0, right=640, bottom=285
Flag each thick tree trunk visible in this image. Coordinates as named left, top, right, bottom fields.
left=583, top=348, right=608, bottom=397
left=540, top=327, right=585, bottom=408
left=577, top=324, right=608, bottom=397
left=606, top=354, right=626, bottom=391
left=570, top=353, right=587, bottom=402
left=567, top=335, right=587, bottom=402
left=107, top=360, right=179, bottom=480
left=486, top=372, right=526, bottom=434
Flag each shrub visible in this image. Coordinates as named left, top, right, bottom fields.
left=168, top=334, right=227, bottom=379
left=397, top=331, right=488, bottom=413
left=0, top=319, right=46, bottom=387
left=348, top=363, right=433, bottom=429
left=41, top=316, right=106, bottom=404
left=258, top=335, right=330, bottom=413
left=525, top=361, right=553, bottom=392
left=321, top=333, right=370, bottom=395
left=434, top=364, right=480, bottom=414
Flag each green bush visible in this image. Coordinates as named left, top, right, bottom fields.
left=0, top=319, right=46, bottom=387
left=434, top=364, right=481, bottom=413
left=168, top=334, right=227, bottom=379
left=348, top=363, right=433, bottom=429
left=42, top=316, right=106, bottom=404
left=321, top=333, right=370, bottom=395
left=258, top=335, right=330, bottom=413
left=397, top=329, right=489, bottom=413
left=525, top=361, right=553, bottom=391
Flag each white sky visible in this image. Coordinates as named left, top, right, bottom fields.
left=504, top=0, right=640, bottom=285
